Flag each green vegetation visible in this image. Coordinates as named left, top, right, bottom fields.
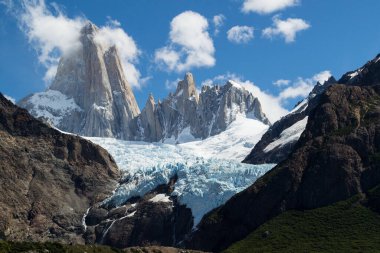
left=224, top=196, right=380, bottom=253
left=0, top=241, right=124, bottom=253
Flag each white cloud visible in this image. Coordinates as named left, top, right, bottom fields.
left=106, top=16, right=121, bottom=27
left=155, top=11, right=215, bottom=72
left=43, top=64, right=58, bottom=83
left=165, top=78, right=181, bottom=90
left=242, top=0, right=299, bottom=14
left=263, top=16, right=310, bottom=43
left=4, top=94, right=16, bottom=104
left=273, top=79, right=290, bottom=87
left=227, top=26, right=254, bottom=44
left=201, top=73, right=288, bottom=123
left=6, top=0, right=142, bottom=88
left=16, top=0, right=84, bottom=85
left=213, top=14, right=225, bottom=35
left=278, top=70, right=331, bottom=101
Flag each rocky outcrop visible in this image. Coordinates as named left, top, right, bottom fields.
left=83, top=176, right=193, bottom=248
left=0, top=93, right=120, bottom=243
left=243, top=77, right=336, bottom=164
left=19, top=22, right=140, bottom=139
left=339, top=54, right=380, bottom=86
left=131, top=75, right=270, bottom=142
left=186, top=84, right=380, bottom=252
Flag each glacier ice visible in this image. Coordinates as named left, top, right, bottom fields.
left=87, top=133, right=275, bottom=226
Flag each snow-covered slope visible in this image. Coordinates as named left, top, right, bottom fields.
left=180, top=114, right=268, bottom=161
left=243, top=76, right=336, bottom=164
left=21, top=90, right=82, bottom=126
left=264, top=116, right=308, bottom=153
left=87, top=130, right=274, bottom=225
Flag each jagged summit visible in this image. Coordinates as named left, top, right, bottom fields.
left=130, top=73, right=270, bottom=142
left=19, top=22, right=140, bottom=139
left=81, top=21, right=98, bottom=35
left=175, top=72, right=199, bottom=100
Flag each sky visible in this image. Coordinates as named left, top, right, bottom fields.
left=1, top=0, right=380, bottom=122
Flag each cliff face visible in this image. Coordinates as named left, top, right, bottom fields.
left=19, top=22, right=140, bottom=139
left=186, top=84, right=380, bottom=252
left=0, top=93, right=120, bottom=243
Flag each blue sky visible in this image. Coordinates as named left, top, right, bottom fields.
left=1, top=0, right=380, bottom=117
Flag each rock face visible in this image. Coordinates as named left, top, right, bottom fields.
left=0, top=93, right=120, bottom=243
left=83, top=176, right=193, bottom=248
left=243, top=77, right=336, bottom=164
left=19, top=22, right=140, bottom=139
left=186, top=83, right=380, bottom=252
left=131, top=75, right=270, bottom=142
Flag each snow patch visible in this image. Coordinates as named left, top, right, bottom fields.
left=25, top=89, right=82, bottom=126
left=176, top=127, right=199, bottom=144
left=264, top=116, right=309, bottom=153
left=349, top=71, right=359, bottom=79
left=228, top=80, right=243, bottom=89
left=149, top=194, right=172, bottom=203
left=126, top=211, right=136, bottom=217
left=290, top=98, right=308, bottom=114
left=180, top=114, right=269, bottom=161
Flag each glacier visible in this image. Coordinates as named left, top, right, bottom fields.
left=86, top=116, right=274, bottom=226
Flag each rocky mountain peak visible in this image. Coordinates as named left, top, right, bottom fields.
left=175, top=72, right=199, bottom=102
left=146, top=93, right=155, bottom=109
left=81, top=22, right=98, bottom=35
left=19, top=22, right=140, bottom=139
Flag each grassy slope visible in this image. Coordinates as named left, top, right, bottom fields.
left=224, top=195, right=380, bottom=253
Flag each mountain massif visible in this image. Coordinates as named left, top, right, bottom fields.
left=19, top=23, right=269, bottom=143
left=20, top=23, right=140, bottom=139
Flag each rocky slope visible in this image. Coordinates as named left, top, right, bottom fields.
left=243, top=76, right=336, bottom=164
left=0, top=93, right=120, bottom=243
left=131, top=74, right=269, bottom=142
left=186, top=82, right=380, bottom=252
left=19, top=22, right=140, bottom=139
left=83, top=177, right=193, bottom=249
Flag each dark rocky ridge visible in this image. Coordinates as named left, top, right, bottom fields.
left=243, top=76, right=336, bottom=164
left=339, top=54, right=380, bottom=86
left=0, top=94, right=120, bottom=243
left=186, top=84, right=380, bottom=252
